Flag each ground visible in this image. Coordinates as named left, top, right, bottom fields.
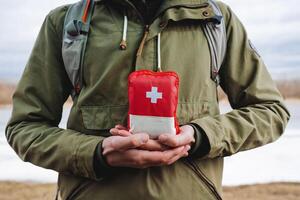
left=0, top=182, right=300, bottom=200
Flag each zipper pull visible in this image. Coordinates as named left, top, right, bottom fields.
left=136, top=25, right=150, bottom=57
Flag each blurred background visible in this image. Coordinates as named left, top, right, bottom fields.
left=0, top=0, right=299, bottom=199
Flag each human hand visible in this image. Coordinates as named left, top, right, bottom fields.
left=102, top=132, right=190, bottom=168
left=158, top=125, right=195, bottom=149
left=110, top=125, right=169, bottom=151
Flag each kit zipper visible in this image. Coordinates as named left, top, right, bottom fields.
left=185, top=158, right=222, bottom=200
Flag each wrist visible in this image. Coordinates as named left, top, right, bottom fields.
left=93, top=140, right=113, bottom=179
left=187, top=123, right=201, bottom=155
left=188, top=123, right=211, bottom=158
left=181, top=124, right=196, bottom=145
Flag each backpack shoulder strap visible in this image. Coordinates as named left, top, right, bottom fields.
left=62, top=0, right=95, bottom=99
left=203, top=0, right=227, bottom=85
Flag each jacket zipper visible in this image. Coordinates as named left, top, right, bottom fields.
left=125, top=1, right=211, bottom=70
left=185, top=158, right=222, bottom=200
left=136, top=25, right=150, bottom=57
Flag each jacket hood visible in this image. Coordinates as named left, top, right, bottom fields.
left=98, top=0, right=221, bottom=24
left=93, top=0, right=222, bottom=53
left=97, top=0, right=211, bottom=17
left=153, top=0, right=210, bottom=20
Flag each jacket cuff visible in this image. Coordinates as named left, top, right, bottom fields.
left=72, top=134, right=104, bottom=180
left=188, top=123, right=211, bottom=158
left=93, top=140, right=114, bottom=180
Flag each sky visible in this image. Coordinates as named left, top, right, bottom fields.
left=0, top=0, right=299, bottom=82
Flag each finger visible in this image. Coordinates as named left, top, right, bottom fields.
left=105, top=149, right=150, bottom=167
left=118, top=129, right=132, bottom=136
left=110, top=128, right=121, bottom=135
left=113, top=147, right=184, bottom=168
left=140, top=146, right=186, bottom=167
left=110, top=128, right=131, bottom=137
left=161, top=146, right=186, bottom=163
left=110, top=133, right=149, bottom=151
left=139, top=139, right=169, bottom=151
left=158, top=133, right=193, bottom=148
left=115, top=124, right=127, bottom=130
left=106, top=146, right=187, bottom=168
left=166, top=145, right=191, bottom=165
left=104, top=151, right=132, bottom=167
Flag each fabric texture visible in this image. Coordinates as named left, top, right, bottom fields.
left=6, top=0, right=290, bottom=199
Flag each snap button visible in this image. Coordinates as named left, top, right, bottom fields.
left=202, top=11, right=210, bottom=17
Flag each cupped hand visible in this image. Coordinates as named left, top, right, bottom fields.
left=158, top=125, right=195, bottom=148
left=102, top=132, right=190, bottom=168
left=110, top=125, right=169, bottom=151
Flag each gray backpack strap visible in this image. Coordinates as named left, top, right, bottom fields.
left=62, top=0, right=95, bottom=99
left=203, top=0, right=227, bottom=85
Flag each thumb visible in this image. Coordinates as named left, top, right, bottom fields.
left=111, top=133, right=150, bottom=151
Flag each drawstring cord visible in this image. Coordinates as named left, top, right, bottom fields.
left=136, top=31, right=162, bottom=72
left=157, top=33, right=162, bottom=72
left=120, top=14, right=128, bottom=50
left=122, top=12, right=162, bottom=71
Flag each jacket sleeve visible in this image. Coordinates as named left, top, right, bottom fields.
left=191, top=2, right=290, bottom=158
left=5, top=10, right=106, bottom=180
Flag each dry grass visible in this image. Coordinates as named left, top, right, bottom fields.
left=276, top=80, right=300, bottom=99
left=223, top=182, right=300, bottom=200
left=0, top=182, right=299, bottom=200
left=0, top=82, right=15, bottom=105
left=0, top=182, right=57, bottom=200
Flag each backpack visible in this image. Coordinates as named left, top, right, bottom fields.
left=62, top=0, right=227, bottom=99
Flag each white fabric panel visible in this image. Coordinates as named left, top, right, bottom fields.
left=129, top=114, right=176, bottom=139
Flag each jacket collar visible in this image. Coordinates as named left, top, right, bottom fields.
left=103, top=0, right=220, bottom=23
left=157, top=0, right=209, bottom=14
left=97, top=0, right=222, bottom=41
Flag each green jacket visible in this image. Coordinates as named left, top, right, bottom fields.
left=6, top=0, right=290, bottom=199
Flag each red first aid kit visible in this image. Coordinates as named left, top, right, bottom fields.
left=128, top=70, right=180, bottom=138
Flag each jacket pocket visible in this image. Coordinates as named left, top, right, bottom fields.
left=184, top=158, right=222, bottom=200
left=81, top=105, right=128, bottom=130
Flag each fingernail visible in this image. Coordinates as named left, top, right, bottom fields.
left=159, top=135, right=167, bottom=142
left=129, top=125, right=135, bottom=133
left=187, top=145, right=191, bottom=151
left=140, top=135, right=149, bottom=144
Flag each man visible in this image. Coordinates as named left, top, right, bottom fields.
left=6, top=0, right=290, bottom=199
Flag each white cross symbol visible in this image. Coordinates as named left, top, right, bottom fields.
left=146, top=87, right=163, bottom=104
